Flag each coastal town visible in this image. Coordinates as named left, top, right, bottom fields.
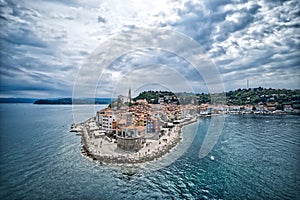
left=71, top=89, right=199, bottom=164
left=71, top=88, right=300, bottom=164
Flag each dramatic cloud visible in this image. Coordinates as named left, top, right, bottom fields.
left=0, top=0, right=299, bottom=97
left=169, top=0, right=300, bottom=90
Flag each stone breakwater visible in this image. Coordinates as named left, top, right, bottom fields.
left=81, top=136, right=182, bottom=164
left=80, top=117, right=198, bottom=165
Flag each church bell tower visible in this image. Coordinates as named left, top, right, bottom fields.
left=128, top=88, right=132, bottom=104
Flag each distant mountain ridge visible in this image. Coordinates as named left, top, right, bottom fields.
left=33, top=98, right=114, bottom=105
left=0, top=98, right=37, bottom=103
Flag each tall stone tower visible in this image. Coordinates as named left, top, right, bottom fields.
left=128, top=88, right=132, bottom=104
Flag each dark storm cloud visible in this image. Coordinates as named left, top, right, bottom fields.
left=0, top=0, right=299, bottom=97
left=0, top=0, right=88, bottom=97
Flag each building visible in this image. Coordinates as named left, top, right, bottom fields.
left=96, top=108, right=116, bottom=131
left=146, top=116, right=160, bottom=133
left=136, top=99, right=148, bottom=104
left=146, top=116, right=154, bottom=133
left=199, top=104, right=213, bottom=115
left=283, top=104, right=293, bottom=113
left=117, top=95, right=129, bottom=104
left=116, top=126, right=145, bottom=151
left=133, top=112, right=147, bottom=127
left=125, top=112, right=133, bottom=126
left=266, top=103, right=276, bottom=112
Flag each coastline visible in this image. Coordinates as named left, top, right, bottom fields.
left=79, top=116, right=198, bottom=165
left=75, top=111, right=297, bottom=165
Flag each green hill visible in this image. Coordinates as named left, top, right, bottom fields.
left=133, top=87, right=300, bottom=107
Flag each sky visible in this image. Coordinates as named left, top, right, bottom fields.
left=0, top=0, right=299, bottom=98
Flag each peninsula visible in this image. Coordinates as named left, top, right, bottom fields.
left=71, top=89, right=199, bottom=164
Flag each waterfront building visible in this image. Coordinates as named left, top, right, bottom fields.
left=96, top=109, right=105, bottom=123
left=199, top=104, right=213, bottom=115
left=199, top=104, right=209, bottom=115
left=266, top=103, right=276, bottom=112
left=283, top=104, right=293, bottom=113
left=292, top=100, right=300, bottom=109
left=102, top=114, right=116, bottom=130
left=96, top=108, right=116, bottom=131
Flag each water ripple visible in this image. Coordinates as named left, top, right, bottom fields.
left=0, top=105, right=299, bottom=199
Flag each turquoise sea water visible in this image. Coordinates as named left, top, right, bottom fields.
left=0, top=104, right=299, bottom=199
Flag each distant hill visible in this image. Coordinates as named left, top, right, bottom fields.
left=33, top=98, right=114, bottom=105
left=133, top=88, right=300, bottom=107
left=223, top=87, right=300, bottom=106
left=0, top=98, right=37, bottom=103
left=134, top=91, right=178, bottom=104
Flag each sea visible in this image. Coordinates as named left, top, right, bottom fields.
left=0, top=104, right=299, bottom=199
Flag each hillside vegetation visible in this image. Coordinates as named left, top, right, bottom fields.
left=134, top=87, right=300, bottom=108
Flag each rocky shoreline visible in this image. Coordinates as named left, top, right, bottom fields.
left=81, top=136, right=182, bottom=164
